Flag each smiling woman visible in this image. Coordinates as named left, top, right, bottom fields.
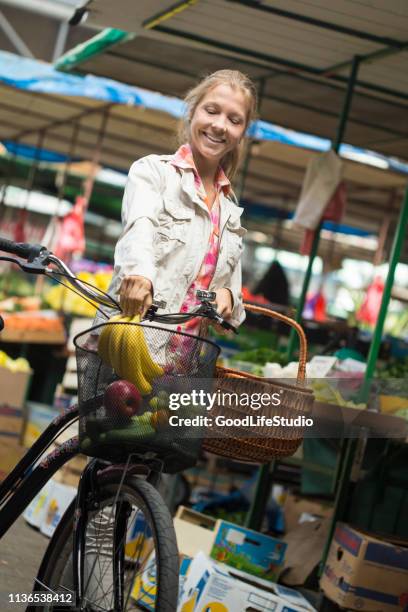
left=99, top=70, right=258, bottom=336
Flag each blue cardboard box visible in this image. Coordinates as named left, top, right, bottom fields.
left=210, top=520, right=287, bottom=582
left=320, top=522, right=408, bottom=612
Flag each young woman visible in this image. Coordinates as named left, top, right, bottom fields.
left=111, top=69, right=257, bottom=332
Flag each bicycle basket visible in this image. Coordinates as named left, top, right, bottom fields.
left=202, top=304, right=314, bottom=464
left=74, top=320, right=220, bottom=472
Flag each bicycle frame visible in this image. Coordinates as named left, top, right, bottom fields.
left=0, top=405, right=79, bottom=538
left=0, top=402, right=157, bottom=606
left=0, top=237, right=232, bottom=608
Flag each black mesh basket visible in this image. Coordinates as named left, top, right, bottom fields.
left=74, top=321, right=220, bottom=473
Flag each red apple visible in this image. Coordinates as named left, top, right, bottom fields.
left=104, top=380, right=143, bottom=420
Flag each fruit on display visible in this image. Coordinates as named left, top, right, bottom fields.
left=0, top=312, right=64, bottom=333
left=98, top=314, right=164, bottom=395
left=384, top=309, right=408, bottom=339
left=311, top=381, right=366, bottom=409
left=0, top=350, right=31, bottom=373
left=45, top=269, right=112, bottom=317
left=149, top=390, right=169, bottom=411
left=379, top=394, right=408, bottom=415
left=104, top=380, right=143, bottom=419
left=150, top=409, right=170, bottom=431
left=0, top=272, right=34, bottom=298
left=0, top=296, right=41, bottom=312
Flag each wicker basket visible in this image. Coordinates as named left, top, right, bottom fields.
left=202, top=303, right=314, bottom=464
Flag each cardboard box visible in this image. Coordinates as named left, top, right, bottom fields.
left=284, top=493, right=333, bottom=533
left=174, top=507, right=287, bottom=581
left=40, top=481, right=77, bottom=538
left=281, top=518, right=330, bottom=586
left=320, top=522, right=408, bottom=611
left=0, top=366, right=31, bottom=409
left=131, top=552, right=191, bottom=611
left=23, top=479, right=55, bottom=528
left=211, top=520, right=287, bottom=582
left=179, top=552, right=316, bottom=612
left=53, top=453, right=87, bottom=488
left=0, top=437, right=25, bottom=481
left=0, top=404, right=24, bottom=440
left=23, top=401, right=59, bottom=447
left=174, top=506, right=218, bottom=557
left=125, top=509, right=154, bottom=561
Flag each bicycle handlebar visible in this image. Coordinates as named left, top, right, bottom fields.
left=0, top=237, right=46, bottom=260
left=0, top=237, right=237, bottom=333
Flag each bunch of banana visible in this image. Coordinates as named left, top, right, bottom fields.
left=98, top=314, right=164, bottom=395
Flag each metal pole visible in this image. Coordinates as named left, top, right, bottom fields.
left=372, top=190, right=395, bottom=267
left=0, top=140, right=19, bottom=210
left=15, top=130, right=45, bottom=244
left=363, top=186, right=408, bottom=391
left=81, top=108, right=109, bottom=209
left=235, top=140, right=252, bottom=203
left=52, top=21, right=69, bottom=62
left=333, top=57, right=361, bottom=153
left=39, top=121, right=79, bottom=262
left=319, top=438, right=357, bottom=571
left=235, top=78, right=266, bottom=202
left=0, top=10, right=34, bottom=58
left=319, top=185, right=408, bottom=564
left=241, top=77, right=283, bottom=531
left=286, top=228, right=321, bottom=359
left=24, top=130, right=45, bottom=195
left=286, top=55, right=361, bottom=361
left=245, top=461, right=275, bottom=530
left=57, top=122, right=79, bottom=202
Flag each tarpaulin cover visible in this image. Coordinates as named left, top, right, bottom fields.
left=1, top=51, right=408, bottom=176
left=0, top=51, right=185, bottom=118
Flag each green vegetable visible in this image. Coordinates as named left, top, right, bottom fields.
left=80, top=437, right=93, bottom=452
left=376, top=357, right=408, bottom=380
left=104, top=424, right=155, bottom=443
left=231, top=347, right=288, bottom=366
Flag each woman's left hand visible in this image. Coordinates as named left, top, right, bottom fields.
left=211, top=288, right=233, bottom=333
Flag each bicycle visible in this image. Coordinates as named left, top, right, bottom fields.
left=0, top=237, right=236, bottom=612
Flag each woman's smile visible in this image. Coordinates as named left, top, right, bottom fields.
left=201, top=131, right=227, bottom=145
left=190, top=83, right=247, bottom=168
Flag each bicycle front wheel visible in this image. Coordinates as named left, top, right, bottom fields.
left=32, top=472, right=179, bottom=611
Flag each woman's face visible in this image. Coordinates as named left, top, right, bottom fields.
left=189, top=84, right=248, bottom=167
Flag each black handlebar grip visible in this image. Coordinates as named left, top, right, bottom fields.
left=0, top=237, right=43, bottom=259
left=221, top=320, right=238, bottom=334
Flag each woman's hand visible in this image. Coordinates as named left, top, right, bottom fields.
left=119, top=275, right=153, bottom=317
left=210, top=288, right=233, bottom=334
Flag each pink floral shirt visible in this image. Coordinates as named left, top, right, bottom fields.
left=170, top=143, right=231, bottom=336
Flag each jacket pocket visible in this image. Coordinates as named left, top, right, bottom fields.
left=155, top=222, right=187, bottom=262
left=159, top=197, right=193, bottom=222
left=225, top=220, right=246, bottom=268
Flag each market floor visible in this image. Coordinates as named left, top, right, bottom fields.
left=0, top=516, right=49, bottom=612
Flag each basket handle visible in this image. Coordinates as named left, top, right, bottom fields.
left=243, top=302, right=307, bottom=382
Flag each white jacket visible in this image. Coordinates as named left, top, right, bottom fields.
left=102, top=154, right=246, bottom=328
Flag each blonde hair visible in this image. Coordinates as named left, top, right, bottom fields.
left=178, top=69, right=257, bottom=182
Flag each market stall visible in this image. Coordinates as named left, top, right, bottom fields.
left=1, top=6, right=408, bottom=603
left=54, top=5, right=408, bottom=607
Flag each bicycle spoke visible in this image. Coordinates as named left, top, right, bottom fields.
left=33, top=475, right=178, bottom=612
left=79, top=493, right=156, bottom=611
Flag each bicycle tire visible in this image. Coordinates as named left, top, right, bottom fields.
left=30, top=471, right=179, bottom=611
